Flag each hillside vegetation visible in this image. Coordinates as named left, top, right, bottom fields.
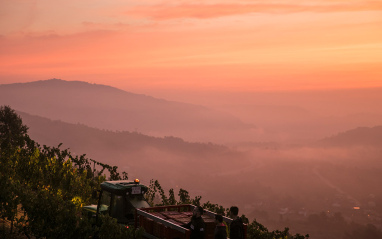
left=12, top=108, right=382, bottom=239
left=0, top=106, right=309, bottom=239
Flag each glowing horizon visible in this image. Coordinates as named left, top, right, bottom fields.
left=1, top=0, right=382, bottom=92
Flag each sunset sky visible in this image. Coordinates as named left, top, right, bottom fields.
left=1, top=0, right=382, bottom=94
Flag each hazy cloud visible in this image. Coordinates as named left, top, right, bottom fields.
left=81, top=21, right=130, bottom=31
left=125, top=2, right=382, bottom=20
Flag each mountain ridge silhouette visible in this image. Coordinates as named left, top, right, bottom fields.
left=0, top=79, right=255, bottom=143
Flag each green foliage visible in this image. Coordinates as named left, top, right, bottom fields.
left=178, top=188, right=191, bottom=204
left=0, top=105, right=29, bottom=152
left=0, top=106, right=135, bottom=239
left=201, top=201, right=229, bottom=216
left=145, top=179, right=202, bottom=206
left=96, top=215, right=143, bottom=239
left=19, top=188, right=79, bottom=239
left=145, top=179, right=168, bottom=205
left=0, top=105, right=30, bottom=235
left=168, top=188, right=177, bottom=205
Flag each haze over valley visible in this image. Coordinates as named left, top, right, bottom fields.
left=2, top=79, right=382, bottom=238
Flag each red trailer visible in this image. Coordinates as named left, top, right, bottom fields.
left=136, top=204, right=247, bottom=239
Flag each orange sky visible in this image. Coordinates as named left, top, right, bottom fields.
left=1, top=0, right=382, bottom=93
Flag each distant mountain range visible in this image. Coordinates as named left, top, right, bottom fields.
left=18, top=110, right=231, bottom=157
left=0, top=79, right=255, bottom=143
left=17, top=110, right=250, bottom=189
left=19, top=106, right=382, bottom=153
left=318, top=126, right=382, bottom=147
left=3, top=79, right=382, bottom=145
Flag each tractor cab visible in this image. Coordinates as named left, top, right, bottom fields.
left=83, top=179, right=150, bottom=225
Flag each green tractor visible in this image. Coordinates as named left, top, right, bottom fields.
left=83, top=179, right=150, bottom=225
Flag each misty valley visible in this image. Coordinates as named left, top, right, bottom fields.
left=1, top=79, right=382, bottom=238
left=20, top=114, right=382, bottom=238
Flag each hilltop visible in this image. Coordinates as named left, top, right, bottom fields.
left=0, top=79, right=255, bottom=143
left=318, top=126, right=382, bottom=147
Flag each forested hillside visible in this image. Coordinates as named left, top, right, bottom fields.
left=318, top=126, right=382, bottom=147
left=18, top=110, right=231, bottom=157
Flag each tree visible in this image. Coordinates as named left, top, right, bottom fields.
left=0, top=105, right=28, bottom=152
left=0, top=105, right=30, bottom=235
left=0, top=106, right=124, bottom=238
